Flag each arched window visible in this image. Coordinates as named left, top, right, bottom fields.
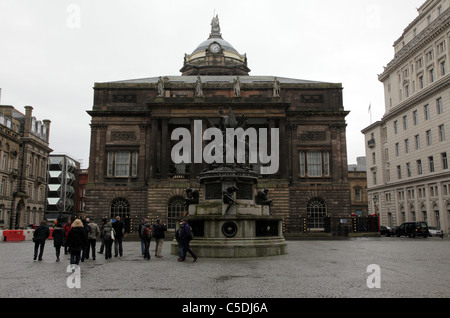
left=167, top=196, right=186, bottom=230
left=110, top=198, right=130, bottom=220
left=307, top=198, right=327, bottom=229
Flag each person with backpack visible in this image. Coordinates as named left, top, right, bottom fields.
left=100, top=221, right=116, bottom=260
left=176, top=218, right=198, bottom=263
left=152, top=218, right=167, bottom=258
left=140, top=219, right=152, bottom=260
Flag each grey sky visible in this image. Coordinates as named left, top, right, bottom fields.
left=0, top=0, right=425, bottom=168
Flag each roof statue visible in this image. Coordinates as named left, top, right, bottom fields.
left=210, top=14, right=222, bottom=38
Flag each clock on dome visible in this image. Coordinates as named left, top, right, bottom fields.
left=210, top=43, right=221, bottom=54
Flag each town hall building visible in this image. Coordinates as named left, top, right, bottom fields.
left=85, top=16, right=351, bottom=235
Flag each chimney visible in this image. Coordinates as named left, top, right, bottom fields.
left=24, top=105, right=33, bottom=134
left=43, top=119, right=51, bottom=143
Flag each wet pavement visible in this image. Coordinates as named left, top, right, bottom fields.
left=0, top=237, right=449, bottom=299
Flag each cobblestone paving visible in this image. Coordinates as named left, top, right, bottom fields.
left=1, top=237, right=449, bottom=298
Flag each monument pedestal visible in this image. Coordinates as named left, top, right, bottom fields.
left=171, top=166, right=287, bottom=258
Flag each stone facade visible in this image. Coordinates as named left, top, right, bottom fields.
left=0, top=105, right=51, bottom=229
left=362, top=0, right=450, bottom=233
left=85, top=17, right=351, bottom=236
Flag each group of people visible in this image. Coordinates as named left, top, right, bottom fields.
left=33, top=216, right=125, bottom=264
left=32, top=216, right=198, bottom=263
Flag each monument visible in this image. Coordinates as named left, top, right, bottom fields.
left=171, top=108, right=287, bottom=258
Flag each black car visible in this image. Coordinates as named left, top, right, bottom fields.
left=395, top=222, right=429, bottom=238
left=380, top=225, right=394, bottom=237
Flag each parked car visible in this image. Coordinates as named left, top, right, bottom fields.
left=380, top=225, right=394, bottom=237
left=428, top=226, right=444, bottom=238
left=395, top=222, right=429, bottom=238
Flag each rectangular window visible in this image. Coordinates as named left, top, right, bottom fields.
left=415, top=134, right=420, bottom=150
left=107, top=151, right=138, bottom=178
left=397, top=165, right=402, bottom=180
left=442, top=152, right=448, bottom=170
left=441, top=61, right=446, bottom=76
left=394, top=120, right=398, bottom=134
left=437, top=98, right=443, bottom=114
left=424, top=104, right=430, bottom=120
left=403, top=116, right=408, bottom=130
left=395, top=143, right=400, bottom=156
left=299, top=151, right=330, bottom=177
left=115, top=152, right=130, bottom=177
left=413, top=110, right=418, bottom=125
left=355, top=188, right=361, bottom=202
left=404, top=139, right=409, bottom=153
left=417, top=159, right=423, bottom=175
left=429, top=68, right=435, bottom=83
left=406, top=162, right=411, bottom=177
left=429, top=156, right=435, bottom=172
left=439, top=124, right=445, bottom=142
left=426, top=130, right=432, bottom=146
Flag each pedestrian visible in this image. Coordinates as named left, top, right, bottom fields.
left=138, top=218, right=146, bottom=256
left=63, top=219, right=72, bottom=255
left=153, top=218, right=167, bottom=258
left=86, top=218, right=99, bottom=260
left=33, top=220, right=50, bottom=261
left=52, top=222, right=65, bottom=262
left=80, top=217, right=91, bottom=262
left=98, top=218, right=107, bottom=254
left=66, top=219, right=88, bottom=265
left=176, top=218, right=198, bottom=263
left=140, top=219, right=152, bottom=260
left=101, top=221, right=116, bottom=260
left=112, top=216, right=124, bottom=257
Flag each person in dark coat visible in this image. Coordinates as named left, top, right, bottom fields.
left=66, top=219, right=88, bottom=265
left=52, top=222, right=65, bottom=262
left=100, top=221, right=115, bottom=260
left=140, top=219, right=152, bottom=260
left=176, top=218, right=198, bottom=263
left=33, top=220, right=50, bottom=261
left=112, top=216, right=124, bottom=257
left=63, top=219, right=71, bottom=255
left=153, top=218, right=167, bottom=258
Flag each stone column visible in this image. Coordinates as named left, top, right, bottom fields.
left=161, top=118, right=169, bottom=179
left=149, top=119, right=158, bottom=179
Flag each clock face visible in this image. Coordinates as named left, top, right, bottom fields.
left=210, top=43, right=221, bottom=53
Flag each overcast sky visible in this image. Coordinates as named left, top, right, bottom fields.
left=0, top=0, right=426, bottom=168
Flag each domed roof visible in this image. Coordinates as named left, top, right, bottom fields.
left=180, top=15, right=250, bottom=76
left=191, top=38, right=241, bottom=57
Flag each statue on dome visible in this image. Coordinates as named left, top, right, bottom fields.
left=210, top=14, right=221, bottom=38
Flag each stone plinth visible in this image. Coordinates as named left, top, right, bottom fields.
left=171, top=165, right=287, bottom=258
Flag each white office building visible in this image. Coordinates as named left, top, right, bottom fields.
left=362, top=0, right=450, bottom=234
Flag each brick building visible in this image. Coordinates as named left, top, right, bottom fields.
left=85, top=16, right=351, bottom=235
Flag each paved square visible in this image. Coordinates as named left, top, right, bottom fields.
left=1, top=237, right=449, bottom=298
